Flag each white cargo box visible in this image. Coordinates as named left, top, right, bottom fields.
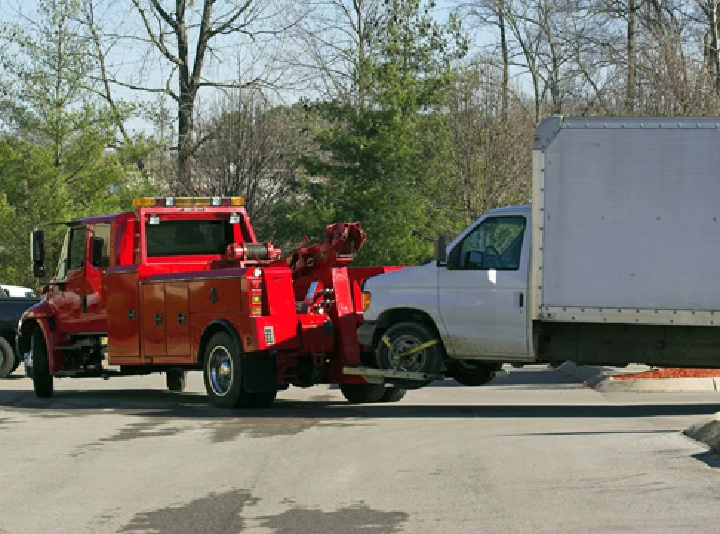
left=531, top=117, right=720, bottom=327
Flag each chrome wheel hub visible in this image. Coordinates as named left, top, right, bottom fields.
left=208, top=346, right=233, bottom=397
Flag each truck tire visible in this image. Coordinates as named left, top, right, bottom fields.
left=340, top=383, right=386, bottom=403
left=202, top=331, right=253, bottom=409
left=446, top=360, right=502, bottom=387
left=31, top=330, right=53, bottom=398
left=166, top=369, right=187, bottom=392
left=251, top=391, right=277, bottom=409
left=0, top=337, right=14, bottom=378
left=380, top=387, right=406, bottom=403
left=376, top=321, right=444, bottom=389
left=10, top=355, right=21, bottom=374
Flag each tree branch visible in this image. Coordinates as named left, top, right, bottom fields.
left=191, top=0, right=215, bottom=90
left=208, top=1, right=254, bottom=38
left=198, top=77, right=261, bottom=89
left=150, top=0, right=179, bottom=29
left=131, top=0, right=183, bottom=66
left=108, top=75, right=180, bottom=101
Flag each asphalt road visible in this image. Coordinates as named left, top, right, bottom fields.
left=2, top=366, right=720, bottom=534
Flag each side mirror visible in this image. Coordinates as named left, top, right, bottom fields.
left=436, top=235, right=447, bottom=266
left=91, top=237, right=104, bottom=267
left=31, top=230, right=45, bottom=278
left=467, top=250, right=484, bottom=268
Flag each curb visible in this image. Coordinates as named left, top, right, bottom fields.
left=597, top=377, right=719, bottom=393
left=555, top=363, right=720, bottom=393
left=684, top=413, right=720, bottom=453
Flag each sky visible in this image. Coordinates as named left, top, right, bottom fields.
left=0, top=0, right=499, bottom=136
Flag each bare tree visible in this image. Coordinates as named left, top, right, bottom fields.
left=192, top=91, right=312, bottom=236
left=699, top=0, right=720, bottom=95
left=458, top=0, right=511, bottom=120
left=442, top=64, right=532, bottom=224
left=80, top=0, right=132, bottom=146
left=109, top=0, right=293, bottom=193
left=293, top=0, right=382, bottom=109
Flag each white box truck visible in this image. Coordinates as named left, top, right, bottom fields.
left=355, top=116, right=720, bottom=388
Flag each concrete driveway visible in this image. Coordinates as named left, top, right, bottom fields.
left=1, top=366, right=720, bottom=533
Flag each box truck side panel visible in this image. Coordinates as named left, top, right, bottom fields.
left=537, top=119, right=720, bottom=324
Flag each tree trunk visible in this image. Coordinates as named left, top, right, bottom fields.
left=498, top=0, right=509, bottom=121
left=355, top=0, right=367, bottom=112
left=177, top=94, right=195, bottom=194
left=626, top=0, right=636, bottom=112
left=711, top=1, right=720, bottom=96
left=176, top=9, right=195, bottom=195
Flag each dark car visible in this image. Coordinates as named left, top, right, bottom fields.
left=0, top=291, right=41, bottom=377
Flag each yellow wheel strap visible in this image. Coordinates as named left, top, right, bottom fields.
left=381, top=335, right=439, bottom=360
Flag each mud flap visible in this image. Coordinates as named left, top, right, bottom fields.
left=241, top=355, right=282, bottom=393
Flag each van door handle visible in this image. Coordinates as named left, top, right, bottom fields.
left=516, top=292, right=524, bottom=308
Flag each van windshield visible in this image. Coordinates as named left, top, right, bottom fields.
left=146, top=219, right=234, bottom=257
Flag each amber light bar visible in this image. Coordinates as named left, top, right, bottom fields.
left=132, top=196, right=245, bottom=207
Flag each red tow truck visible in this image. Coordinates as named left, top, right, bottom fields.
left=17, top=196, right=416, bottom=408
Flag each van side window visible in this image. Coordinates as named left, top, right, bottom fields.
left=456, top=216, right=526, bottom=270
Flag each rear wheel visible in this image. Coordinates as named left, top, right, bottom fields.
left=203, top=331, right=252, bottom=409
left=446, top=360, right=502, bottom=386
left=0, top=337, right=14, bottom=378
left=166, top=369, right=187, bottom=392
left=340, top=383, right=386, bottom=403
left=376, top=321, right=444, bottom=389
left=380, top=387, right=406, bottom=403
left=251, top=391, right=277, bottom=408
left=31, top=330, right=53, bottom=398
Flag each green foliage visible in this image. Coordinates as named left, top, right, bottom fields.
left=0, top=132, right=153, bottom=287
left=0, top=0, right=156, bottom=286
left=274, top=0, right=469, bottom=266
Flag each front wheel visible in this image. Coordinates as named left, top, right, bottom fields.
left=446, top=360, right=502, bottom=386
left=376, top=321, right=444, bottom=389
left=31, top=330, right=53, bottom=398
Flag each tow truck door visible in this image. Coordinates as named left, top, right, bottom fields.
left=55, top=225, right=89, bottom=333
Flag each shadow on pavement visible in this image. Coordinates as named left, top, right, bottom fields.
left=0, top=387, right=718, bottom=421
